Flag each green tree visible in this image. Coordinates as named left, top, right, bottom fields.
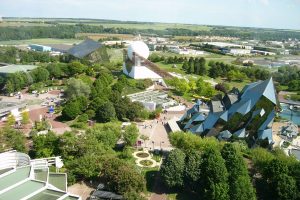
left=123, top=124, right=139, bottom=146
left=64, top=78, right=91, bottom=99
left=86, top=123, right=121, bottom=147
left=161, top=149, right=186, bottom=188
left=182, top=61, right=188, bottom=71
left=126, top=102, right=144, bottom=121
left=184, top=150, right=201, bottom=190
left=194, top=59, right=200, bottom=75
left=0, top=127, right=27, bottom=152
left=102, top=157, right=145, bottom=194
left=7, top=114, right=16, bottom=126
left=21, top=111, right=30, bottom=125
left=30, top=67, right=50, bottom=83
left=67, top=61, right=87, bottom=76
left=271, top=174, right=297, bottom=200
left=32, top=131, right=59, bottom=158
left=5, top=80, right=15, bottom=94
left=199, top=57, right=206, bottom=76
left=62, top=100, right=82, bottom=120
left=68, top=153, right=103, bottom=180
left=221, top=143, right=256, bottom=200
left=46, top=63, right=63, bottom=78
left=97, top=102, right=116, bottom=123
left=199, top=147, right=229, bottom=200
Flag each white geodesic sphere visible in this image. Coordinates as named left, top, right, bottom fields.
left=127, top=41, right=149, bottom=61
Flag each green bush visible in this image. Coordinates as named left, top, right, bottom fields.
left=77, top=114, right=89, bottom=122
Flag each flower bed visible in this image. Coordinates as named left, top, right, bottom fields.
left=136, top=152, right=150, bottom=158
left=139, top=159, right=153, bottom=167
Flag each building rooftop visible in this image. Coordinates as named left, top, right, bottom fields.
left=0, top=151, right=81, bottom=200
left=0, top=64, right=38, bottom=74
left=68, top=39, right=101, bottom=58
left=180, top=78, right=277, bottom=144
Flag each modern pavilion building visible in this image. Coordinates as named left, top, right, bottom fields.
left=0, top=150, right=81, bottom=200
left=180, top=77, right=277, bottom=145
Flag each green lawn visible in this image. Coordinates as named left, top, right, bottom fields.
left=1, top=19, right=211, bottom=31
left=62, top=22, right=212, bottom=31
left=107, top=48, right=123, bottom=63
left=155, top=62, right=184, bottom=74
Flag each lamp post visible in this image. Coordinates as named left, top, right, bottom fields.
left=152, top=141, right=155, bottom=151
left=160, top=141, right=164, bottom=151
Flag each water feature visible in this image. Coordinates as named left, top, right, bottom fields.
left=280, top=103, right=300, bottom=125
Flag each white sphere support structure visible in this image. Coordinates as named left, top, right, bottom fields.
left=127, top=41, right=150, bottom=61
left=123, top=41, right=162, bottom=80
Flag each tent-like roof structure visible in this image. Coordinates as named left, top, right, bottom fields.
left=184, top=113, right=206, bottom=129
left=68, top=39, right=101, bottom=59
left=90, top=190, right=123, bottom=200
left=258, top=109, right=276, bottom=131
left=252, top=108, right=265, bottom=118
left=218, top=130, right=232, bottom=140
left=258, top=128, right=273, bottom=144
left=179, top=78, right=277, bottom=144
left=233, top=128, right=246, bottom=138
left=228, top=77, right=277, bottom=118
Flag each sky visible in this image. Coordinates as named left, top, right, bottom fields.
left=0, top=0, right=300, bottom=30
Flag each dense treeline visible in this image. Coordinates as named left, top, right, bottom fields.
left=273, top=66, right=300, bottom=91
left=1, top=23, right=300, bottom=41
left=161, top=132, right=300, bottom=200
left=208, top=61, right=271, bottom=81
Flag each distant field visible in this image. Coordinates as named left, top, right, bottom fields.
left=0, top=21, right=51, bottom=27
left=96, top=23, right=211, bottom=31
left=1, top=19, right=212, bottom=31
left=0, top=38, right=82, bottom=45
left=75, top=33, right=135, bottom=40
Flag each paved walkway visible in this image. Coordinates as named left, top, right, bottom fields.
left=29, top=107, right=71, bottom=135
left=138, top=112, right=184, bottom=151
left=68, top=181, right=94, bottom=200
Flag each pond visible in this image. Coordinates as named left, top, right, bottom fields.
left=280, top=103, right=300, bottom=125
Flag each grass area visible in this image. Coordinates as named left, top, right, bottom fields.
left=143, top=167, right=159, bottom=195
left=83, top=23, right=212, bottom=31
left=107, top=48, right=123, bottom=63
left=136, top=152, right=150, bottom=158
left=0, top=38, right=82, bottom=45
left=290, top=93, right=300, bottom=101
left=1, top=19, right=212, bottom=31
left=156, top=62, right=184, bottom=74
left=214, top=77, right=250, bottom=90
left=139, top=160, right=154, bottom=167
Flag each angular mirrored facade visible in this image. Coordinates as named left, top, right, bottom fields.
left=180, top=77, right=277, bottom=145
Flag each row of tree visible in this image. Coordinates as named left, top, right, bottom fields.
left=162, top=131, right=300, bottom=200
left=208, top=61, right=271, bottom=81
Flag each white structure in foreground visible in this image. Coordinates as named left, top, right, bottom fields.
left=0, top=150, right=80, bottom=199
left=123, top=41, right=162, bottom=79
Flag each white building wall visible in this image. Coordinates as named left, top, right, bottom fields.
left=123, top=65, right=162, bottom=79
